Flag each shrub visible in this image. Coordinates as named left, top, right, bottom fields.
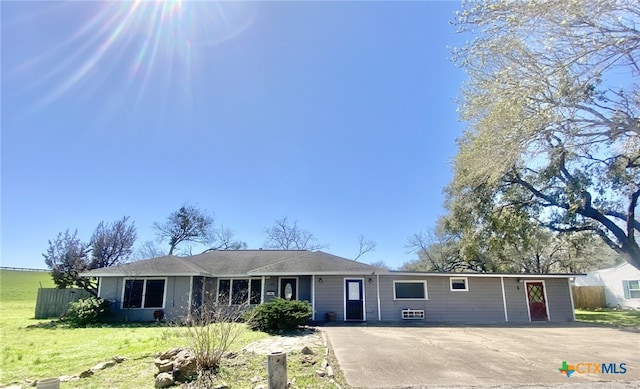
left=184, top=300, right=249, bottom=373
left=246, top=298, right=312, bottom=332
left=62, top=296, right=110, bottom=327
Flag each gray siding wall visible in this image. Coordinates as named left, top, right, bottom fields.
left=503, top=278, right=575, bottom=322
left=98, top=276, right=191, bottom=322
left=313, top=276, right=378, bottom=322
left=544, top=278, right=574, bottom=322
left=379, top=276, right=506, bottom=322
left=503, top=277, right=529, bottom=322
left=264, top=277, right=278, bottom=303
left=314, top=276, right=345, bottom=321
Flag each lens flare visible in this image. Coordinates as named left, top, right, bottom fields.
left=8, top=0, right=256, bottom=113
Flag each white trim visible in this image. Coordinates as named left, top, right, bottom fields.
left=97, top=277, right=103, bottom=297
left=261, top=275, right=266, bottom=304
left=278, top=277, right=299, bottom=300
left=311, top=275, right=316, bottom=321
left=188, top=276, right=194, bottom=319
left=387, top=272, right=579, bottom=279
left=121, top=277, right=168, bottom=310
left=376, top=273, right=381, bottom=321
left=343, top=278, right=366, bottom=321
left=84, top=272, right=208, bottom=277
left=524, top=280, right=551, bottom=322
left=250, top=271, right=377, bottom=276
left=449, top=277, right=469, bottom=291
left=500, top=277, right=509, bottom=322
left=393, top=280, right=428, bottom=300
left=567, top=278, right=576, bottom=321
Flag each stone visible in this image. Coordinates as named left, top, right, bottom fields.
left=172, top=349, right=197, bottom=382
left=316, top=369, right=326, bottom=377
left=154, top=372, right=174, bottom=388
left=112, top=356, right=127, bottom=363
left=326, top=366, right=334, bottom=378
left=253, top=386, right=265, bottom=389
left=58, top=375, right=79, bottom=382
left=321, top=359, right=328, bottom=369
left=79, top=370, right=94, bottom=378
left=300, top=355, right=316, bottom=365
left=250, top=376, right=261, bottom=383
left=300, top=346, right=315, bottom=355
left=213, top=383, right=229, bottom=389
left=159, top=347, right=183, bottom=360
left=157, top=361, right=173, bottom=373
left=91, top=360, right=116, bottom=371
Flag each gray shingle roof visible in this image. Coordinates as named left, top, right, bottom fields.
left=81, top=250, right=387, bottom=277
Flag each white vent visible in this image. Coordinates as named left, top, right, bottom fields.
left=401, top=309, right=424, bottom=320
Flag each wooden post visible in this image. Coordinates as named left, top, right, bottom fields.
left=267, top=351, right=287, bottom=389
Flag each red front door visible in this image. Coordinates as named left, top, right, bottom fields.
left=526, top=282, right=548, bottom=321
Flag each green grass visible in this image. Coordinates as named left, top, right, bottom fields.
left=575, top=308, right=640, bottom=328
left=0, top=270, right=346, bottom=388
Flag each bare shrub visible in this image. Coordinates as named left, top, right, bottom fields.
left=184, top=294, right=253, bottom=373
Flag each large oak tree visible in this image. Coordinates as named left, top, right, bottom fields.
left=446, top=0, right=640, bottom=269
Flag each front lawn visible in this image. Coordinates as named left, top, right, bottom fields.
left=0, top=270, right=344, bottom=388
left=575, top=308, right=640, bottom=328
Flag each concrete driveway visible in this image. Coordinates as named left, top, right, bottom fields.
left=323, top=324, right=640, bottom=388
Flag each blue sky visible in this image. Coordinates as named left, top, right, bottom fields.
left=1, top=1, right=467, bottom=270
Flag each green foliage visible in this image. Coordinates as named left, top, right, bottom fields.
left=61, top=297, right=111, bottom=327
left=246, top=298, right=312, bottom=333
left=575, top=308, right=640, bottom=329
left=43, top=230, right=93, bottom=291
left=447, top=0, right=640, bottom=270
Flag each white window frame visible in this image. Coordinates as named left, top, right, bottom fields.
left=450, top=277, right=469, bottom=292
left=216, top=278, right=263, bottom=306
left=393, top=280, right=428, bottom=300
left=121, top=277, right=167, bottom=309
left=624, top=280, right=640, bottom=299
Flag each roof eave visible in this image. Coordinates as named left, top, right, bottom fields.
left=386, top=272, right=583, bottom=278
left=80, top=272, right=211, bottom=277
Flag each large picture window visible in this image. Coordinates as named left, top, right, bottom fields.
left=122, top=278, right=166, bottom=309
left=218, top=278, right=262, bottom=305
left=393, top=280, right=427, bottom=300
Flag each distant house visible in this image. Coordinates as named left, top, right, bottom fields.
left=574, top=262, right=640, bottom=309
left=81, top=250, right=578, bottom=323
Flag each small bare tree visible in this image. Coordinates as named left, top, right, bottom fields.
left=354, top=235, right=376, bottom=261
left=263, top=216, right=325, bottom=250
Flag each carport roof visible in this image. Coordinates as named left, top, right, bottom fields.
left=81, top=250, right=387, bottom=277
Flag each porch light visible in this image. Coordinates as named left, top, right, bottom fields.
left=318, top=277, right=323, bottom=283
left=368, top=277, right=373, bottom=283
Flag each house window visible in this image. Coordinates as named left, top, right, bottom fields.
left=393, top=280, right=427, bottom=300
left=623, top=280, right=640, bottom=299
left=450, top=277, right=468, bottom=291
left=122, top=279, right=166, bottom=309
left=218, top=278, right=262, bottom=305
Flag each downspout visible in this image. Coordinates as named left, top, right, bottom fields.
left=376, top=273, right=381, bottom=321
left=500, top=277, right=509, bottom=322
left=567, top=278, right=576, bottom=321
left=261, top=276, right=266, bottom=304
left=311, top=275, right=316, bottom=321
